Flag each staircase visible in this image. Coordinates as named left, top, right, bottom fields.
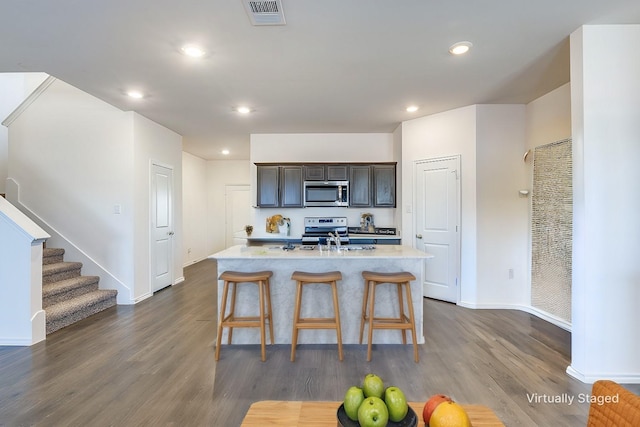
left=42, top=248, right=117, bottom=334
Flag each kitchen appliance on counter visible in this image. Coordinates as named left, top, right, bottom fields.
left=301, top=216, right=350, bottom=246
left=303, top=181, right=349, bottom=207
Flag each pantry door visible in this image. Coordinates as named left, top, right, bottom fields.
left=151, top=163, right=174, bottom=292
left=415, top=156, right=460, bottom=302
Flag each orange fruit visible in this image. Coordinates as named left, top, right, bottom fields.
left=429, top=401, right=471, bottom=427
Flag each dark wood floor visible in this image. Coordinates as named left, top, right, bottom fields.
left=0, top=259, right=637, bottom=426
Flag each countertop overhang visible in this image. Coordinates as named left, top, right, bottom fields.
left=209, top=244, right=432, bottom=260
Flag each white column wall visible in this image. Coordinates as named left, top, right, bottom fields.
left=569, top=25, right=640, bottom=383
left=0, top=197, right=49, bottom=345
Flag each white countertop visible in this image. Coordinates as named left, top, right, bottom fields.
left=209, top=244, right=432, bottom=260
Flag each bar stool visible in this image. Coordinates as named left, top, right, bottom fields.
left=215, top=270, right=274, bottom=362
left=290, top=271, right=344, bottom=362
left=360, top=271, right=419, bottom=362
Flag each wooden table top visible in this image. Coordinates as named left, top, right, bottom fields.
left=241, top=400, right=505, bottom=427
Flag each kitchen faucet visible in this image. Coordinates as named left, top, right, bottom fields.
left=328, top=232, right=341, bottom=251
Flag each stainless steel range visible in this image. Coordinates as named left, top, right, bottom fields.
left=301, top=216, right=350, bottom=245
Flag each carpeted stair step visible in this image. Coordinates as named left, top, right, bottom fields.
left=43, top=275, right=101, bottom=308
left=46, top=289, right=118, bottom=334
left=42, top=261, right=82, bottom=284
left=43, top=247, right=65, bottom=265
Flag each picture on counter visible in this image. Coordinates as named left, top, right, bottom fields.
left=360, top=213, right=375, bottom=232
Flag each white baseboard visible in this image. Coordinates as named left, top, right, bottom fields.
left=567, top=365, right=640, bottom=384
left=182, top=255, right=209, bottom=268
left=457, top=301, right=572, bottom=331
left=0, top=310, right=46, bottom=346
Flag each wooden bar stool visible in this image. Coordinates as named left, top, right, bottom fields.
left=215, top=270, right=274, bottom=362
left=290, top=271, right=343, bottom=362
left=360, top=271, right=419, bottom=362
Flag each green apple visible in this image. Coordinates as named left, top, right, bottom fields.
left=384, top=386, right=408, bottom=422
left=343, top=386, right=365, bottom=421
left=362, top=373, right=384, bottom=398
left=357, top=396, right=389, bottom=427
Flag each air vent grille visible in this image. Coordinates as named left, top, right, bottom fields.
left=242, top=0, right=286, bottom=26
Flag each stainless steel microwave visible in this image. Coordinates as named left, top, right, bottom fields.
left=303, top=181, right=349, bottom=207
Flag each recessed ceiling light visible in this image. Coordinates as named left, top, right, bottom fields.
left=221, top=149, right=230, bottom=155
left=236, top=106, right=251, bottom=114
left=127, top=90, right=144, bottom=99
left=406, top=105, right=419, bottom=113
left=449, top=41, right=473, bottom=55
left=181, top=44, right=206, bottom=58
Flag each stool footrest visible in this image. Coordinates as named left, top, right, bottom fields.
left=221, top=315, right=270, bottom=328
left=363, top=315, right=412, bottom=325
left=295, top=318, right=339, bottom=329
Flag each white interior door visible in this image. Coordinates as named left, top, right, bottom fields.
left=151, top=163, right=173, bottom=292
left=225, top=185, right=251, bottom=247
left=415, top=156, right=460, bottom=302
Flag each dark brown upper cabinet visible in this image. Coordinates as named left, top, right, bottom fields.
left=372, top=164, right=396, bottom=207
left=303, top=164, right=349, bottom=181
left=256, top=165, right=303, bottom=208
left=349, top=165, right=372, bottom=207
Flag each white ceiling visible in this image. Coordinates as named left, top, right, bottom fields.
left=2, top=1, right=640, bottom=160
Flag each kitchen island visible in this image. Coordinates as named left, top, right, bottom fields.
left=209, top=245, right=432, bottom=346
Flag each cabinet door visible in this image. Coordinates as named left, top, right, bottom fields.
left=303, top=165, right=325, bottom=181
left=256, top=166, right=280, bottom=207
left=327, top=165, right=348, bottom=181
left=281, top=166, right=303, bottom=208
left=350, top=165, right=371, bottom=207
left=373, top=164, right=396, bottom=207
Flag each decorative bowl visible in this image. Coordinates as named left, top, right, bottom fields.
left=336, top=403, right=418, bottom=427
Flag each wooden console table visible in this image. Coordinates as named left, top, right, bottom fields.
left=241, top=400, right=505, bottom=426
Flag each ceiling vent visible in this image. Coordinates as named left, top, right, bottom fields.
left=242, top=0, right=286, bottom=26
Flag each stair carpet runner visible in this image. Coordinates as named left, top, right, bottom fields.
left=42, top=248, right=117, bottom=334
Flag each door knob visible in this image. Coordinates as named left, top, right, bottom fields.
left=416, top=234, right=422, bottom=239
left=168, top=231, right=175, bottom=236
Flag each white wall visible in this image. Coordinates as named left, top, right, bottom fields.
left=569, top=25, right=640, bottom=383
left=206, top=160, right=251, bottom=255
left=526, top=82, right=571, bottom=150
left=402, top=105, right=532, bottom=309
left=0, top=73, right=48, bottom=194
left=249, top=133, right=398, bottom=236
left=8, top=78, right=135, bottom=299
left=132, top=113, right=184, bottom=297
left=182, top=152, right=209, bottom=265
left=6, top=78, right=183, bottom=304
left=401, top=106, right=478, bottom=302
left=475, top=105, right=528, bottom=306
